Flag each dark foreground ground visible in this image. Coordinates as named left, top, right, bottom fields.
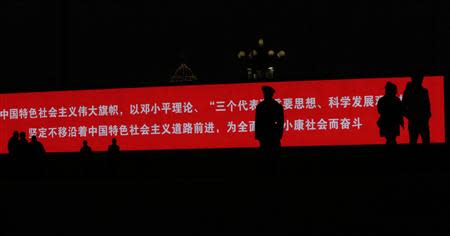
left=0, top=145, right=449, bottom=235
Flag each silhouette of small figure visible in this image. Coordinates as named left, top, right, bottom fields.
left=17, top=131, right=29, bottom=158
left=80, top=140, right=93, bottom=156
left=255, top=86, right=284, bottom=154
left=107, top=138, right=120, bottom=158
left=377, top=82, right=404, bottom=144
left=29, top=135, right=46, bottom=158
left=402, top=75, right=431, bottom=144
left=8, top=131, right=20, bottom=157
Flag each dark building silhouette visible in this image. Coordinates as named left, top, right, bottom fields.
left=255, top=86, right=284, bottom=154
left=377, top=82, right=404, bottom=144
left=402, top=75, right=431, bottom=144
left=7, top=131, right=20, bottom=157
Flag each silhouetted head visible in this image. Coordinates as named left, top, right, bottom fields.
left=262, top=86, right=275, bottom=100
left=31, top=135, right=37, bottom=143
left=83, top=140, right=88, bottom=146
left=112, top=138, right=117, bottom=145
left=19, top=132, right=26, bottom=140
left=411, top=74, right=424, bottom=87
left=13, top=131, right=19, bottom=138
left=385, top=82, right=397, bottom=96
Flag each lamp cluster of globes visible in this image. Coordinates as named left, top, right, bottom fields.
left=237, top=38, right=286, bottom=60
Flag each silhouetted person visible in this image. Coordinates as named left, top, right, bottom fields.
left=377, top=82, right=404, bottom=144
left=17, top=131, right=29, bottom=158
left=107, top=138, right=120, bottom=158
left=29, top=135, right=46, bottom=158
left=8, top=131, right=20, bottom=157
left=106, top=138, right=120, bottom=176
left=80, top=140, right=92, bottom=156
left=402, top=75, right=431, bottom=144
left=27, top=135, right=46, bottom=176
left=79, top=140, right=93, bottom=176
left=255, top=86, right=284, bottom=155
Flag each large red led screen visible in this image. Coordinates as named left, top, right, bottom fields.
left=0, top=76, right=445, bottom=153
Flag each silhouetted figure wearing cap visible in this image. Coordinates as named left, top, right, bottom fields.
left=255, top=86, right=284, bottom=155
left=377, top=82, right=404, bottom=144
left=402, top=75, right=431, bottom=144
left=29, top=135, right=46, bottom=158
left=8, top=131, right=20, bottom=157
left=107, top=138, right=120, bottom=158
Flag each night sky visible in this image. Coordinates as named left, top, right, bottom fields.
left=2, top=0, right=450, bottom=92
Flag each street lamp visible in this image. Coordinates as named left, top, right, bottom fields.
left=238, top=38, right=286, bottom=80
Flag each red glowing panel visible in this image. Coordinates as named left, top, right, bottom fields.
left=0, top=76, right=445, bottom=153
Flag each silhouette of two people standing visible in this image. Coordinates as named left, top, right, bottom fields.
left=377, top=75, right=431, bottom=145
left=255, top=86, right=284, bottom=155
left=79, top=139, right=120, bottom=157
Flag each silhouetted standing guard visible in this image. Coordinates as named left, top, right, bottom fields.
left=17, top=131, right=29, bottom=158
left=8, top=131, right=20, bottom=157
left=255, top=86, right=284, bottom=155
left=377, top=82, right=404, bottom=144
left=80, top=140, right=93, bottom=156
left=402, top=75, right=431, bottom=144
left=79, top=140, right=93, bottom=176
left=28, top=135, right=46, bottom=176
left=107, top=138, right=120, bottom=176
left=108, top=138, right=120, bottom=158
left=255, top=85, right=284, bottom=226
left=29, top=135, right=46, bottom=158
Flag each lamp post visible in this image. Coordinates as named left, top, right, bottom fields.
left=238, top=38, right=286, bottom=80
